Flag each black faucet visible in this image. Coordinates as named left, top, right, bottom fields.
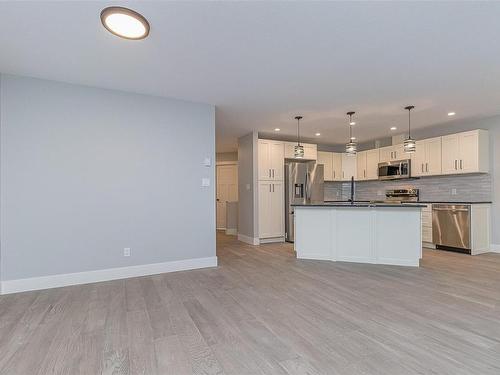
left=348, top=176, right=355, bottom=204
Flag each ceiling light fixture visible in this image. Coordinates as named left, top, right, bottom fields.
left=294, top=116, right=304, bottom=159
left=448, top=112, right=456, bottom=116
left=390, top=126, right=397, bottom=131
left=315, top=132, right=321, bottom=136
left=350, top=121, right=356, bottom=126
left=100, top=6, right=150, bottom=40
left=404, top=105, right=416, bottom=153
left=346, top=111, right=357, bottom=155
left=274, top=128, right=281, bottom=132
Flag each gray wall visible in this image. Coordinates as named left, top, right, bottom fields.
left=237, top=132, right=258, bottom=239
left=0, top=74, right=216, bottom=281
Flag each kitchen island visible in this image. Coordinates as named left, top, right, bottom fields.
left=293, top=203, right=425, bottom=267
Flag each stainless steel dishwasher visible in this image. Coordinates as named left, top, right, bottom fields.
left=432, top=204, right=471, bottom=253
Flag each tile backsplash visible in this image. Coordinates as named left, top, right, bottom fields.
left=324, top=173, right=492, bottom=202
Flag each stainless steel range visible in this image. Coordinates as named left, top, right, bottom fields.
left=370, top=188, right=420, bottom=204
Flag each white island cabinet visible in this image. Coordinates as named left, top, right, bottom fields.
left=294, top=204, right=423, bottom=267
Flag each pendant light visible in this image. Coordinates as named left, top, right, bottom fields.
left=404, top=105, right=416, bottom=153
left=345, top=111, right=357, bottom=155
left=294, top=116, right=304, bottom=159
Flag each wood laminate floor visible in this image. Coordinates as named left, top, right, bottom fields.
left=1, top=232, right=500, bottom=374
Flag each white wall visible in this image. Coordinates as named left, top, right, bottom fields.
left=0, top=75, right=216, bottom=288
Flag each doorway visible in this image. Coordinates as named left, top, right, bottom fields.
left=216, top=163, right=238, bottom=230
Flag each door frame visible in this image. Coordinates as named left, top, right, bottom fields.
left=216, top=161, right=238, bottom=230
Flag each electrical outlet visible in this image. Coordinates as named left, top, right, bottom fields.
left=451, top=188, right=457, bottom=196
left=202, top=178, right=210, bottom=187
left=124, top=248, right=131, bottom=257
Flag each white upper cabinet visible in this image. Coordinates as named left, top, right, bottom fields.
left=258, top=139, right=284, bottom=180
left=356, top=151, right=367, bottom=180
left=379, top=144, right=405, bottom=163
left=357, top=149, right=380, bottom=181
left=412, top=137, right=442, bottom=177
left=341, top=153, right=357, bottom=181
left=441, top=130, right=489, bottom=175
left=317, top=151, right=333, bottom=181
left=317, top=151, right=342, bottom=181
left=284, top=142, right=317, bottom=160
left=366, top=149, right=380, bottom=180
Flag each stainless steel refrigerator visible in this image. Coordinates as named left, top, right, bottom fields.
left=285, top=161, right=324, bottom=242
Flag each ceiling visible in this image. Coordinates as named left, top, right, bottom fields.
left=1, top=1, right=500, bottom=152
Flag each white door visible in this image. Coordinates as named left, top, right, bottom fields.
left=270, top=142, right=284, bottom=180
left=411, top=140, right=426, bottom=176
left=356, top=151, right=367, bottom=181
left=365, top=149, right=380, bottom=180
left=426, top=137, right=442, bottom=175
left=379, top=146, right=392, bottom=163
left=392, top=144, right=405, bottom=160
left=270, top=182, right=284, bottom=237
left=258, top=182, right=272, bottom=238
left=216, top=164, right=238, bottom=229
left=459, top=131, right=478, bottom=173
left=441, top=134, right=460, bottom=174
left=332, top=153, right=342, bottom=181
left=317, top=151, right=333, bottom=181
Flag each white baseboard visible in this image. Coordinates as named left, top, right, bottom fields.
left=0, top=256, right=218, bottom=295
left=237, top=233, right=259, bottom=245
left=489, top=244, right=500, bottom=253
left=225, top=228, right=237, bottom=235
left=259, top=237, right=285, bottom=244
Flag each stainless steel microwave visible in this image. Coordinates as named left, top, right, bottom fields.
left=378, top=159, right=411, bottom=180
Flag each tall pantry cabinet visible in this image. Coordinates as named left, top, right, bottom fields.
left=258, top=139, right=285, bottom=241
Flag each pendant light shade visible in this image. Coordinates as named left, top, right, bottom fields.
left=404, top=105, right=416, bottom=153
left=345, top=111, right=357, bottom=155
left=294, top=116, right=304, bottom=159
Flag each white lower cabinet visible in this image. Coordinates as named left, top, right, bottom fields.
left=421, top=204, right=434, bottom=247
left=258, top=181, right=284, bottom=239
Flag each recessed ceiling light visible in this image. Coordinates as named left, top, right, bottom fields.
left=350, top=137, right=356, bottom=140
left=349, top=121, right=356, bottom=126
left=274, top=128, right=280, bottom=132
left=315, top=133, right=321, bottom=136
left=101, top=7, right=150, bottom=40
left=390, top=126, right=397, bottom=130
left=448, top=112, right=456, bottom=116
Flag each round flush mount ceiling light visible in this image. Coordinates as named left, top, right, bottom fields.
left=100, top=7, right=150, bottom=40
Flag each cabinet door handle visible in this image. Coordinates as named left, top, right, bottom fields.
left=426, top=163, right=428, bottom=172
left=269, top=184, right=271, bottom=192
left=333, top=171, right=336, bottom=178
left=454, top=160, right=457, bottom=170
left=364, top=170, right=366, bottom=178
left=343, top=171, right=345, bottom=178
left=421, top=163, right=424, bottom=173
left=460, top=160, right=463, bottom=170
left=272, top=169, right=274, bottom=178
left=269, top=169, right=271, bottom=178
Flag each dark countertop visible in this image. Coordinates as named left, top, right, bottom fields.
left=324, top=200, right=492, bottom=204
left=293, top=203, right=426, bottom=208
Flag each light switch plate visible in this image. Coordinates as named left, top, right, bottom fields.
left=202, top=178, right=210, bottom=187
left=203, top=157, right=211, bottom=167
left=451, top=188, right=457, bottom=195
